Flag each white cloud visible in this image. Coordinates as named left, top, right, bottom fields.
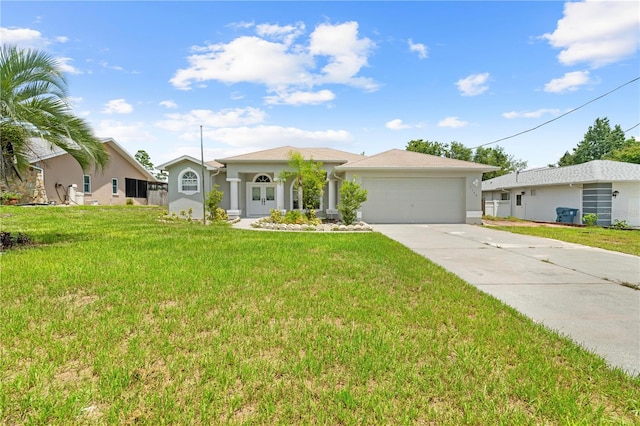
left=385, top=119, right=411, bottom=130
left=93, top=120, right=155, bottom=143
left=170, top=20, right=377, bottom=93
left=502, top=108, right=561, bottom=119
left=1, top=27, right=48, bottom=49
left=408, top=39, right=428, bottom=59
left=256, top=22, right=305, bottom=46
left=544, top=70, right=591, bottom=93
left=456, top=73, right=490, bottom=96
left=541, top=0, right=640, bottom=68
left=308, top=21, right=377, bottom=90
left=55, top=36, right=69, bottom=43
left=264, top=89, right=335, bottom=106
left=57, top=57, right=82, bottom=75
left=200, top=125, right=352, bottom=149
left=155, top=107, right=266, bottom=132
left=159, top=100, right=178, bottom=109
left=102, top=99, right=134, bottom=114
left=438, top=117, right=468, bottom=128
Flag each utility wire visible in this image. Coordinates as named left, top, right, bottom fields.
left=472, top=76, right=640, bottom=149
left=624, top=122, right=639, bottom=133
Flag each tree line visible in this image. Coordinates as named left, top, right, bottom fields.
left=406, top=117, right=639, bottom=180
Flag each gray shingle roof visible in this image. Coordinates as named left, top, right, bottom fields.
left=482, top=160, right=640, bottom=191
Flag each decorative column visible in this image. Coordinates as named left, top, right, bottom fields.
left=327, top=179, right=338, bottom=216
left=275, top=178, right=285, bottom=212
left=226, top=177, right=241, bottom=218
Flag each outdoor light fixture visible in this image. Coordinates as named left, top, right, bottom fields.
left=521, top=191, right=526, bottom=195
left=612, top=190, right=619, bottom=198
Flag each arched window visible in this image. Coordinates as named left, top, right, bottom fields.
left=254, top=174, right=271, bottom=183
left=179, top=168, right=199, bottom=194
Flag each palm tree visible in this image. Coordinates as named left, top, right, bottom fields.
left=0, top=45, right=108, bottom=187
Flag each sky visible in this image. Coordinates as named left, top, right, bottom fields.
left=2, top=0, right=639, bottom=170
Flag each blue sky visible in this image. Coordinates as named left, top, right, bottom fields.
left=2, top=1, right=639, bottom=169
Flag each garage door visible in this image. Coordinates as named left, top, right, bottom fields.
left=360, top=177, right=465, bottom=223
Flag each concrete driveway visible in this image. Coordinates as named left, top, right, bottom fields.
left=374, top=223, right=640, bottom=376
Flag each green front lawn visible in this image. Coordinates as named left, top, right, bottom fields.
left=1, top=206, right=638, bottom=424
left=487, top=224, right=640, bottom=256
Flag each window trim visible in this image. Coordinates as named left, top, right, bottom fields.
left=178, top=167, right=200, bottom=195
left=83, top=175, right=91, bottom=193
left=112, top=178, right=118, bottom=195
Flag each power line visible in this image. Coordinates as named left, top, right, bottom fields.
left=624, top=122, right=639, bottom=133
left=472, top=76, right=640, bottom=149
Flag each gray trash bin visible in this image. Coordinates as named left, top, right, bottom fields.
left=556, top=207, right=579, bottom=223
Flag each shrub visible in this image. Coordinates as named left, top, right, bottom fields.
left=338, top=178, right=368, bottom=225
left=206, top=184, right=228, bottom=222
left=610, top=219, right=629, bottom=229
left=582, top=213, right=599, bottom=227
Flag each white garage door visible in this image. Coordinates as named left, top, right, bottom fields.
left=360, top=177, right=465, bottom=223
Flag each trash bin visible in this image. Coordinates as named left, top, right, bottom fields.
left=555, top=207, right=579, bottom=223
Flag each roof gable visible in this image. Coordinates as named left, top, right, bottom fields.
left=216, top=146, right=364, bottom=163
left=482, top=160, right=640, bottom=190
left=337, top=149, right=499, bottom=171
left=157, top=155, right=224, bottom=170
left=30, top=137, right=160, bottom=182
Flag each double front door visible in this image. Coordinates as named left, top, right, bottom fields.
left=248, top=184, right=276, bottom=216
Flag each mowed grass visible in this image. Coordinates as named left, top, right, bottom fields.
left=1, top=206, right=639, bottom=425
left=488, top=224, right=640, bottom=256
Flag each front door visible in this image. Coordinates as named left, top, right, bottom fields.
left=248, top=184, right=276, bottom=216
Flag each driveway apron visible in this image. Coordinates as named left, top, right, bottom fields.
left=374, top=224, right=640, bottom=376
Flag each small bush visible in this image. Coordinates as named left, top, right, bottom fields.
left=125, top=198, right=134, bottom=205
left=338, top=178, right=368, bottom=225
left=610, top=219, right=629, bottom=229
left=582, top=213, right=598, bottom=227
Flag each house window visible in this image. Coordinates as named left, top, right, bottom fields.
left=112, top=178, right=118, bottom=195
left=500, top=192, right=510, bottom=201
left=125, top=178, right=148, bottom=198
left=290, top=181, right=322, bottom=210
left=516, top=194, right=522, bottom=206
left=179, top=169, right=199, bottom=194
left=254, top=174, right=271, bottom=183
left=530, top=189, right=536, bottom=196
left=83, top=175, right=91, bottom=193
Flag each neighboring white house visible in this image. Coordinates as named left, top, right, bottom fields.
left=158, top=146, right=498, bottom=224
left=482, top=160, right=640, bottom=227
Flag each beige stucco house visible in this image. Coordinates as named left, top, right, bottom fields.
left=29, top=138, right=166, bottom=206
left=158, top=146, right=498, bottom=224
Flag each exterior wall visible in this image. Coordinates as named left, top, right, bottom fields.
left=36, top=143, right=152, bottom=206
left=165, top=160, right=228, bottom=219
left=483, top=186, right=582, bottom=223
left=517, top=185, right=582, bottom=223
left=612, top=182, right=640, bottom=227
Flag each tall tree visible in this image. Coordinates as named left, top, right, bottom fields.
left=604, top=139, right=640, bottom=164
left=557, top=117, right=630, bottom=166
left=472, top=145, right=527, bottom=180
left=406, top=139, right=526, bottom=180
left=0, top=45, right=108, bottom=187
left=406, top=139, right=448, bottom=157
left=135, top=149, right=167, bottom=181
left=449, top=141, right=473, bottom=161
